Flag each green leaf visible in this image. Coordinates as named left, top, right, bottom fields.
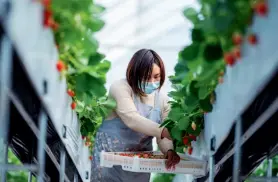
left=100, top=97, right=116, bottom=110
left=203, top=42, right=223, bottom=62
left=168, top=107, right=184, bottom=122
left=88, top=17, right=105, bottom=32
left=160, top=118, right=174, bottom=128
left=170, top=125, right=183, bottom=142
left=91, top=4, right=106, bottom=15
left=178, top=116, right=190, bottom=130
left=99, top=107, right=108, bottom=118
left=88, top=53, right=105, bottom=66
left=183, top=8, right=199, bottom=24
left=198, top=85, right=211, bottom=100
left=173, top=61, right=189, bottom=82
left=199, top=96, right=213, bottom=112
left=175, top=146, right=184, bottom=153
left=179, top=43, right=200, bottom=61
left=192, top=28, right=205, bottom=42
left=75, top=73, right=106, bottom=98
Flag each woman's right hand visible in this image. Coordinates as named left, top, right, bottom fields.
left=161, top=128, right=172, bottom=140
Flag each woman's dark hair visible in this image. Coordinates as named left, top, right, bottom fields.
left=126, top=49, right=165, bottom=96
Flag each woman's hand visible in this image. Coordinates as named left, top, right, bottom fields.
left=161, top=127, right=172, bottom=140
left=165, top=149, right=180, bottom=170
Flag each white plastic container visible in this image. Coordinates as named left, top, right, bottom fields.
left=100, top=151, right=207, bottom=176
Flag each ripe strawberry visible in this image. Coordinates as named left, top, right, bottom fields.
left=232, top=33, right=242, bottom=45
left=255, top=1, right=268, bottom=16
left=67, top=89, right=75, bottom=97
left=183, top=137, right=189, bottom=145
left=224, top=52, right=236, bottom=66
left=43, top=9, right=52, bottom=27
left=188, top=147, right=193, bottom=155
left=189, top=134, right=197, bottom=141
left=191, top=122, right=196, bottom=131
left=233, top=47, right=241, bottom=59
left=89, top=156, right=93, bottom=160
left=143, top=154, right=149, bottom=158
left=248, top=34, right=258, bottom=45
left=56, top=60, right=65, bottom=72
left=71, top=102, right=76, bottom=110
left=42, top=0, right=51, bottom=8
left=218, top=77, right=224, bottom=84
left=82, top=136, right=86, bottom=140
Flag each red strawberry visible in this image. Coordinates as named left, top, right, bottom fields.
left=67, top=89, right=75, bottom=97
left=218, top=77, right=224, bottom=84
left=56, top=60, right=65, bottom=72
left=82, top=136, right=86, bottom=140
left=233, top=47, right=241, bottom=59
left=183, top=137, right=189, bottom=145
left=188, top=147, right=193, bottom=155
left=42, top=0, right=51, bottom=8
left=189, top=134, right=197, bottom=141
left=43, top=9, right=52, bottom=27
left=49, top=19, right=59, bottom=31
left=255, top=1, right=268, bottom=16
left=71, top=102, right=76, bottom=110
left=143, top=154, right=149, bottom=158
left=248, top=34, right=258, bottom=45
left=224, top=52, right=236, bottom=66
left=191, top=122, right=196, bottom=131
left=232, top=33, right=242, bottom=45
left=89, top=156, right=93, bottom=160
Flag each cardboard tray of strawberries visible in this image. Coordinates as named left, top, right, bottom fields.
left=100, top=151, right=207, bottom=176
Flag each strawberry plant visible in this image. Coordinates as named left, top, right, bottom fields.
left=160, top=0, right=268, bottom=155
left=37, top=0, right=116, bottom=154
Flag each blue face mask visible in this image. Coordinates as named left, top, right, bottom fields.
left=141, top=81, right=160, bottom=94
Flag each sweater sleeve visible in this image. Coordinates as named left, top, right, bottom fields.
left=109, top=80, right=163, bottom=139
left=157, top=94, right=174, bottom=154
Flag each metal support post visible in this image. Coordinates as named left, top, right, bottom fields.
left=59, top=147, right=66, bottom=182
left=74, top=172, right=78, bottom=182
left=232, top=118, right=242, bottom=182
left=37, top=112, right=48, bottom=182
left=267, top=158, right=273, bottom=182
left=28, top=172, right=33, bottom=182
left=0, top=34, right=13, bottom=182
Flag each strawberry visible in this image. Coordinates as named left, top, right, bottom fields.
left=224, top=52, right=236, bottom=66
left=188, top=147, right=193, bottom=155
left=248, top=34, right=258, bottom=45
left=143, top=154, right=149, bottom=158
left=189, top=134, right=197, bottom=141
left=218, top=77, right=224, bottom=84
left=183, top=137, right=189, bottom=145
left=43, top=9, right=52, bottom=27
left=191, top=122, right=196, bottom=131
left=233, top=47, right=241, bottom=59
left=89, top=156, right=93, bottom=160
left=82, top=136, right=86, bottom=140
left=255, top=1, right=268, bottom=16
left=67, top=89, right=75, bottom=97
left=71, top=102, right=76, bottom=110
left=232, top=32, right=242, bottom=45
left=42, top=0, right=51, bottom=8
left=56, top=60, right=65, bottom=72
left=85, top=142, right=90, bottom=146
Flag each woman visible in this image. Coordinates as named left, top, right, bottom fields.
left=91, top=49, right=180, bottom=182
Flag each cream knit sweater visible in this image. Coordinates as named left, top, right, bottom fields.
left=107, top=79, right=173, bottom=154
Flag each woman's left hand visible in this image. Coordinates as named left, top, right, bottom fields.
left=165, top=149, right=180, bottom=170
